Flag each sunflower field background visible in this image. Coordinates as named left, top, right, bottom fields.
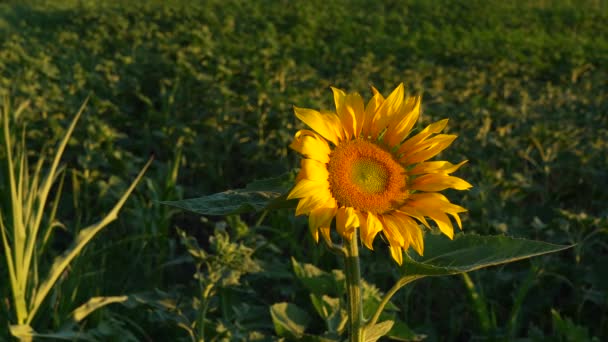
left=1, top=0, right=607, bottom=340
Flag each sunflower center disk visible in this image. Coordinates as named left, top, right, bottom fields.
left=328, top=139, right=409, bottom=214
left=350, top=159, right=388, bottom=194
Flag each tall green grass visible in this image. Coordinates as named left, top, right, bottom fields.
left=0, top=99, right=151, bottom=339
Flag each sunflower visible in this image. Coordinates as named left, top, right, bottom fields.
left=287, top=84, right=472, bottom=264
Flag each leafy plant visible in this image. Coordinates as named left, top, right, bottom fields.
left=163, top=174, right=571, bottom=341
left=175, top=226, right=262, bottom=341
left=0, top=98, right=151, bottom=339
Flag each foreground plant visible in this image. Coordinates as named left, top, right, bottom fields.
left=0, top=99, right=151, bottom=340
left=287, top=84, right=471, bottom=339
left=164, top=84, right=570, bottom=341
left=288, top=84, right=470, bottom=264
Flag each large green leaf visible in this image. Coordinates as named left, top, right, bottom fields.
left=363, top=233, right=571, bottom=340
left=310, top=294, right=346, bottom=334
left=270, top=302, right=311, bottom=338
left=400, top=233, right=572, bottom=277
left=161, top=171, right=296, bottom=216
left=386, top=321, right=427, bottom=341
left=292, top=257, right=344, bottom=297
left=364, top=320, right=394, bottom=342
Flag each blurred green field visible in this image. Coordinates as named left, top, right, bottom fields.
left=1, top=0, right=607, bottom=340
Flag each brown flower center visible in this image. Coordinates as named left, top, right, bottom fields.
left=327, top=139, right=408, bottom=214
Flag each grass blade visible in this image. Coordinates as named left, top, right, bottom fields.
left=27, top=157, right=153, bottom=323
left=71, top=296, right=129, bottom=322
left=2, top=99, right=28, bottom=323
left=23, top=98, right=90, bottom=288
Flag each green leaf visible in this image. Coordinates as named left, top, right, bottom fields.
left=361, top=281, right=398, bottom=319
left=71, top=296, right=129, bottom=322
left=551, top=309, right=599, bottom=341
left=363, top=320, right=394, bottom=342
left=400, top=233, right=572, bottom=277
left=270, top=302, right=311, bottom=338
left=310, top=294, right=336, bottom=321
left=9, top=324, right=36, bottom=340
left=28, top=158, right=152, bottom=323
left=310, top=294, right=346, bottom=334
left=244, top=171, right=296, bottom=192
left=292, top=257, right=343, bottom=296
left=9, top=324, right=97, bottom=341
left=161, top=172, right=296, bottom=216
left=386, top=320, right=427, bottom=341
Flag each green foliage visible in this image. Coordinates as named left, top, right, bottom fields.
left=162, top=172, right=296, bottom=216
left=175, top=226, right=263, bottom=340
left=0, top=0, right=606, bottom=340
left=400, top=233, right=571, bottom=276
left=270, top=302, right=312, bottom=339
left=0, top=99, right=151, bottom=339
left=550, top=309, right=600, bottom=342
left=273, top=258, right=428, bottom=340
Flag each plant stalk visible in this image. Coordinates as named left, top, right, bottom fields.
left=366, top=275, right=423, bottom=328
left=344, top=229, right=363, bottom=342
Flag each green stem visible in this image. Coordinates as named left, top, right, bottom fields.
left=254, top=210, right=268, bottom=227
left=508, top=266, right=540, bottom=338
left=198, top=271, right=214, bottom=342
left=366, top=275, right=422, bottom=328
left=462, top=273, right=492, bottom=334
left=344, top=229, right=363, bottom=342
left=323, top=238, right=346, bottom=256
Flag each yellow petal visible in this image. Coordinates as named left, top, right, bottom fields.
left=345, top=92, right=366, bottom=138
left=409, top=223, right=424, bottom=256
left=451, top=212, right=463, bottom=230
left=410, top=206, right=454, bottom=239
left=384, top=95, right=421, bottom=147
left=355, top=211, right=369, bottom=247
left=428, top=210, right=454, bottom=239
left=331, top=87, right=355, bottom=140
left=406, top=193, right=467, bottom=239
left=398, top=119, right=449, bottom=156
left=402, top=134, right=455, bottom=157
left=290, top=130, right=331, bottom=163
left=409, top=193, right=467, bottom=229
left=299, top=159, right=329, bottom=181
left=288, top=178, right=326, bottom=200
left=396, top=207, right=430, bottom=229
left=370, top=83, right=404, bottom=139
left=409, top=160, right=468, bottom=176
left=371, top=85, right=383, bottom=97
left=380, top=214, right=406, bottom=248
left=401, top=135, right=457, bottom=164
left=362, top=89, right=384, bottom=138
left=389, top=243, right=403, bottom=265
left=295, top=187, right=332, bottom=215
left=294, top=106, right=343, bottom=145
left=309, top=206, right=337, bottom=243
left=393, top=212, right=424, bottom=256
left=360, top=211, right=383, bottom=250
left=410, top=174, right=473, bottom=192
left=320, top=226, right=332, bottom=244
left=336, top=206, right=359, bottom=240
left=331, top=87, right=347, bottom=113
left=409, top=193, right=467, bottom=210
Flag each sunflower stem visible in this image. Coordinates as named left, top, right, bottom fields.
left=344, top=229, right=364, bottom=342
left=366, top=275, right=423, bottom=328
left=323, top=239, right=346, bottom=256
